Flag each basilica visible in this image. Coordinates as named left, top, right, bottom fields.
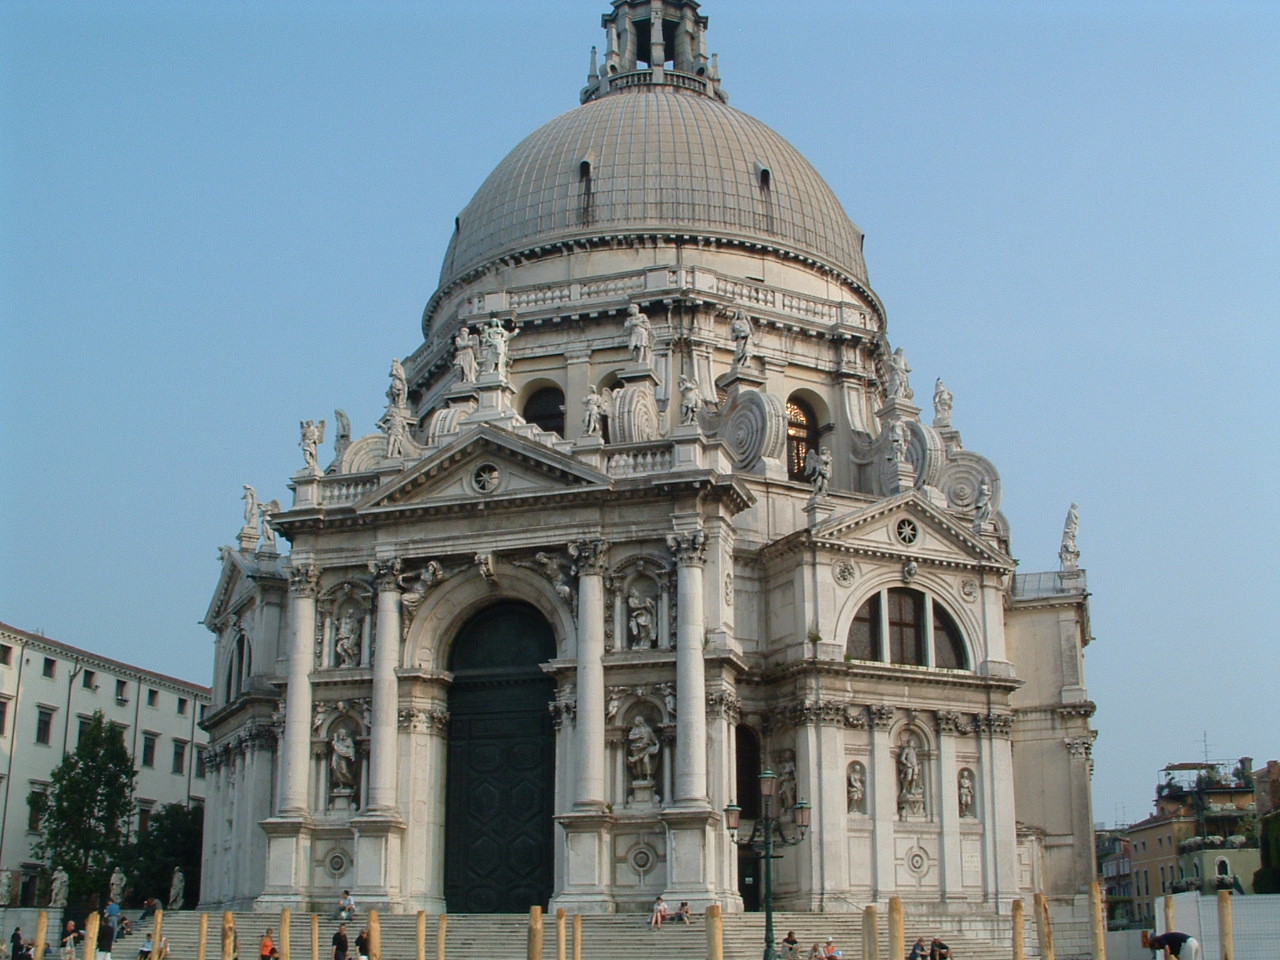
left=201, top=0, right=1096, bottom=943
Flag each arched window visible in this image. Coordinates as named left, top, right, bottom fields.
left=523, top=386, right=565, bottom=437
left=846, top=587, right=970, bottom=670
left=786, top=397, right=817, bottom=481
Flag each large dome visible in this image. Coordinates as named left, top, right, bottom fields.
left=437, top=87, right=868, bottom=293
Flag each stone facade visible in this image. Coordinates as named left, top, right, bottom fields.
left=200, top=0, right=1096, bottom=933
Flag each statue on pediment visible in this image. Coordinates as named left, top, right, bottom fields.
left=300, top=419, right=325, bottom=473
left=453, top=327, right=478, bottom=383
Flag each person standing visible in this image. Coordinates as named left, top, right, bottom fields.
left=330, top=924, right=348, bottom=960
left=259, top=929, right=274, bottom=960
left=61, top=922, right=84, bottom=960
left=354, top=929, right=369, bottom=960
left=96, top=917, right=116, bottom=960
left=1150, top=932, right=1202, bottom=960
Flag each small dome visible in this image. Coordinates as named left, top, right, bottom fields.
left=437, top=88, right=867, bottom=294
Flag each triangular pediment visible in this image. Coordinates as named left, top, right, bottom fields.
left=203, top=546, right=286, bottom=627
left=355, top=424, right=612, bottom=512
left=811, top=491, right=1013, bottom=569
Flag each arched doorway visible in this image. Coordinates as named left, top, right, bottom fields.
left=445, top=601, right=557, bottom=912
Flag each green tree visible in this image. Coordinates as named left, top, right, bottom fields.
left=125, top=802, right=203, bottom=908
left=28, top=711, right=135, bottom=907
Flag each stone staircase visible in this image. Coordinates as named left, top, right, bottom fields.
left=134, top=910, right=1020, bottom=960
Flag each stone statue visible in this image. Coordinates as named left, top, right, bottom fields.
left=885, top=346, right=913, bottom=400
left=973, top=480, right=993, bottom=531
left=1060, top=502, right=1080, bottom=570
left=479, top=318, right=518, bottom=379
left=678, top=375, right=702, bottom=425
left=627, top=588, right=657, bottom=648
left=626, top=717, right=660, bottom=781
left=259, top=499, right=281, bottom=550
left=2, top=868, right=17, bottom=905
left=847, top=763, right=866, bottom=813
left=582, top=386, right=611, bottom=438
left=399, top=560, right=444, bottom=635
left=300, top=419, right=325, bottom=473
left=729, top=309, right=755, bottom=366
left=933, top=378, right=953, bottom=428
left=383, top=404, right=409, bottom=458
left=109, top=866, right=126, bottom=903
left=474, top=553, right=497, bottom=584
left=49, top=866, right=69, bottom=908
left=624, top=303, right=653, bottom=366
left=897, top=741, right=924, bottom=816
left=777, top=757, right=797, bottom=813
left=334, top=409, right=352, bottom=461
left=387, top=358, right=408, bottom=408
left=532, top=552, right=574, bottom=602
left=334, top=610, right=362, bottom=667
left=452, top=327, right=478, bottom=383
left=804, top=446, right=832, bottom=498
left=168, top=866, right=185, bottom=911
left=889, top=419, right=909, bottom=463
left=241, top=484, right=259, bottom=528
left=330, top=728, right=358, bottom=788
left=605, top=690, right=622, bottom=723
left=958, top=769, right=976, bottom=818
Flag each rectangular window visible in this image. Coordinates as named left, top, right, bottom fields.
left=115, top=679, right=129, bottom=702
left=0, top=644, right=11, bottom=665
left=146, top=689, right=158, bottom=708
left=137, top=803, right=153, bottom=834
left=42, top=657, right=56, bottom=678
left=177, top=697, right=188, bottom=716
left=199, top=704, right=208, bottom=721
left=142, top=733, right=157, bottom=768
left=195, top=746, right=207, bottom=779
left=28, top=786, right=47, bottom=831
left=0, top=699, right=8, bottom=736
left=36, top=707, right=54, bottom=745
left=78, top=717, right=92, bottom=746
left=172, top=740, right=187, bottom=775
left=82, top=669, right=95, bottom=689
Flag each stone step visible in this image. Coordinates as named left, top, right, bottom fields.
left=135, top=911, right=1020, bottom=960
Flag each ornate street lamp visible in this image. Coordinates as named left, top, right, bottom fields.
left=724, top=770, right=811, bottom=960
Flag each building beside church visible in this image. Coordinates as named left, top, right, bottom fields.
left=201, top=0, right=1096, bottom=942
left=0, top=621, right=210, bottom=905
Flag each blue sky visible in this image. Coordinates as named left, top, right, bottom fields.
left=2, top=1, right=1277, bottom=825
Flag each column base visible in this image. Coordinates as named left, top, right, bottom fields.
left=350, top=809, right=407, bottom=909
left=659, top=805, right=719, bottom=911
left=260, top=814, right=316, bottom=897
left=555, top=809, right=616, bottom=910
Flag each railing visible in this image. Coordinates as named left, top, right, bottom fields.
left=321, top=476, right=380, bottom=506
left=1011, top=570, right=1087, bottom=599
left=606, top=443, right=674, bottom=478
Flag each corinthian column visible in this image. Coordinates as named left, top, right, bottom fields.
left=368, top=559, right=402, bottom=812
left=571, top=539, right=609, bottom=809
left=280, top=564, right=318, bottom=815
left=668, top=529, right=708, bottom=805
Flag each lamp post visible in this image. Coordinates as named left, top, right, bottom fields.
left=724, top=770, right=811, bottom=960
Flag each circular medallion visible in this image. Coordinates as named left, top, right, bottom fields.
left=325, top=849, right=350, bottom=878
left=472, top=463, right=501, bottom=494
left=833, top=559, right=856, bottom=587
left=961, top=578, right=978, bottom=602
left=905, top=845, right=931, bottom=878
left=896, top=518, right=919, bottom=545
left=628, top=844, right=658, bottom=876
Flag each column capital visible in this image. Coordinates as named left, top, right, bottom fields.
left=666, top=529, right=707, bottom=566
left=569, top=538, right=610, bottom=576
left=369, top=558, right=402, bottom=592
left=287, top=564, right=319, bottom=598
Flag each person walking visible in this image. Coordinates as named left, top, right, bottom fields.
left=61, top=922, right=84, bottom=960
left=330, top=924, right=348, bottom=960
